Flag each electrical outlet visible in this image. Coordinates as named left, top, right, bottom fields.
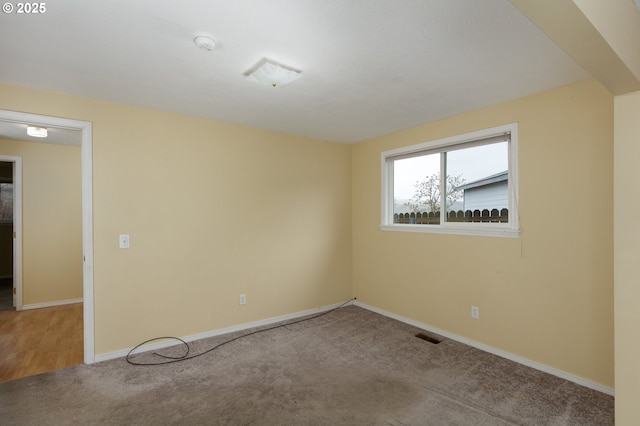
left=239, top=294, right=246, bottom=305
left=471, top=305, right=480, bottom=319
left=119, top=234, right=130, bottom=249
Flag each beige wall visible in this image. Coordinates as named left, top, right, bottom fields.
left=353, top=79, right=614, bottom=387
left=614, top=90, right=640, bottom=423
left=0, top=83, right=353, bottom=354
left=0, top=79, right=617, bottom=389
left=0, top=138, right=82, bottom=304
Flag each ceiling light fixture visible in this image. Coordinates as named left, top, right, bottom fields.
left=246, top=60, right=302, bottom=87
left=27, top=126, right=48, bottom=138
left=193, top=33, right=216, bottom=51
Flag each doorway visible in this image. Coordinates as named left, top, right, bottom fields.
left=0, top=161, right=14, bottom=310
left=0, top=110, right=94, bottom=364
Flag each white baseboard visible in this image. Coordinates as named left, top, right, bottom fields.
left=94, top=298, right=614, bottom=396
left=354, top=301, right=614, bottom=396
left=94, top=300, right=352, bottom=363
left=21, top=298, right=83, bottom=310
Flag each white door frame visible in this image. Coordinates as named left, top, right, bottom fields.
left=0, top=155, right=22, bottom=309
left=0, top=109, right=95, bottom=364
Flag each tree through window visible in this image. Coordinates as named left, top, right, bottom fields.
left=382, top=123, right=519, bottom=237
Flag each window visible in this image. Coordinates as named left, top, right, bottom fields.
left=381, top=123, right=519, bottom=238
left=0, top=183, right=13, bottom=222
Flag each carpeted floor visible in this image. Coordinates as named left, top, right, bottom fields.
left=0, top=305, right=613, bottom=425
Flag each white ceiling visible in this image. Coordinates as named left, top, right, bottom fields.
left=0, top=0, right=589, bottom=144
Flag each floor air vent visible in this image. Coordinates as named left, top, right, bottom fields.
left=415, top=333, right=442, bottom=344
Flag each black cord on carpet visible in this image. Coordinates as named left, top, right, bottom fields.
left=126, top=298, right=356, bottom=366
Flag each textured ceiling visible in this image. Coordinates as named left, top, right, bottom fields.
left=0, top=0, right=589, bottom=144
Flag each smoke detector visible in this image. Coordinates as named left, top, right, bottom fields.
left=193, top=33, right=216, bottom=51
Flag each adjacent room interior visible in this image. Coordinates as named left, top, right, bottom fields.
left=0, top=161, right=13, bottom=311
left=0, top=0, right=639, bottom=424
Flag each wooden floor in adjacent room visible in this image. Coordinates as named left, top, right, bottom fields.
left=0, top=303, right=83, bottom=383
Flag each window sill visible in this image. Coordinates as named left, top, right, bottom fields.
left=380, top=224, right=520, bottom=238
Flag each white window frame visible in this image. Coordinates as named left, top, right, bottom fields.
left=381, top=123, right=520, bottom=238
